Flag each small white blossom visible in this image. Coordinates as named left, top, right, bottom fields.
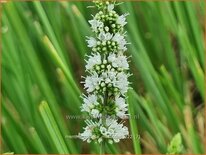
left=89, top=19, right=104, bottom=32
left=112, top=33, right=127, bottom=51
left=85, top=53, right=102, bottom=70
left=116, top=13, right=129, bottom=27
left=115, top=97, right=128, bottom=118
left=91, top=109, right=101, bottom=118
left=101, top=71, right=116, bottom=85
left=107, top=4, right=114, bottom=12
left=115, top=55, right=129, bottom=69
left=104, top=118, right=129, bottom=143
left=108, top=53, right=129, bottom=70
left=114, top=72, right=129, bottom=95
left=80, top=118, right=129, bottom=143
left=81, top=94, right=100, bottom=113
left=86, top=37, right=97, bottom=47
left=84, top=72, right=102, bottom=93
left=98, top=31, right=113, bottom=41
left=79, top=120, right=100, bottom=143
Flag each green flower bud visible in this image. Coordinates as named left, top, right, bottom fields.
left=92, top=48, right=97, bottom=52
left=95, top=65, right=100, bottom=70
left=97, top=41, right=101, bottom=45
left=96, top=86, right=100, bottom=90
left=101, top=82, right=105, bottom=87
left=103, top=87, right=106, bottom=91
left=102, top=41, right=106, bottom=46
left=102, top=47, right=107, bottom=51
left=103, top=60, right=107, bottom=64
left=108, top=83, right=112, bottom=87
left=107, top=64, right=112, bottom=69
left=114, top=87, right=118, bottom=92
left=101, top=64, right=105, bottom=68
left=97, top=47, right=101, bottom=51
left=117, top=67, right=122, bottom=71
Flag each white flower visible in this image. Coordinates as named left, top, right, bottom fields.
left=80, top=118, right=129, bottom=143
left=108, top=53, right=129, bottom=70
left=108, top=53, right=116, bottom=62
left=85, top=53, right=102, bottom=70
left=80, top=2, right=130, bottom=144
left=115, top=97, right=128, bottom=118
left=115, top=55, right=129, bottom=69
left=104, top=118, right=129, bottom=142
left=79, top=120, right=100, bottom=143
left=107, top=4, right=114, bottom=12
left=101, top=71, right=116, bottom=84
left=79, top=127, right=93, bottom=143
left=116, top=13, right=129, bottom=27
left=112, top=33, right=127, bottom=51
left=84, top=72, right=102, bottom=93
left=114, top=72, right=129, bottom=95
left=98, top=32, right=113, bottom=41
left=86, top=37, right=97, bottom=47
left=81, top=94, right=100, bottom=112
left=91, top=109, right=101, bottom=118
left=89, top=19, right=104, bottom=32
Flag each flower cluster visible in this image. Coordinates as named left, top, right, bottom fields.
left=79, top=1, right=130, bottom=144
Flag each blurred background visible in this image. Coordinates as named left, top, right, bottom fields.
left=1, top=1, right=205, bottom=154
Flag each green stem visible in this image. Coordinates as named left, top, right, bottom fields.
left=100, top=140, right=105, bottom=155
left=100, top=91, right=108, bottom=154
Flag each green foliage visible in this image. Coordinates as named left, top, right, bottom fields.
left=167, top=133, right=183, bottom=154
left=1, top=1, right=205, bottom=154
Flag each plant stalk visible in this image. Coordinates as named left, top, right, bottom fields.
left=100, top=91, right=108, bottom=154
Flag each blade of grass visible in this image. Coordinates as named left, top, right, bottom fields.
left=128, top=90, right=142, bottom=154
left=39, top=101, right=69, bottom=154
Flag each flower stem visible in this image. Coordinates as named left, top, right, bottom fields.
left=100, top=91, right=108, bottom=154
left=100, top=140, right=105, bottom=155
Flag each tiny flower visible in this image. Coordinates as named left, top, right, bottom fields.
left=108, top=53, right=116, bottom=62
left=112, top=33, right=127, bottom=51
left=117, top=55, right=129, bottom=69
left=108, top=53, right=129, bottom=70
left=85, top=53, right=102, bottom=70
left=116, top=13, right=129, bottom=27
left=81, top=94, right=100, bottom=112
left=107, top=4, right=114, bottom=12
left=89, top=19, right=104, bottom=32
left=98, top=31, right=113, bottom=41
left=115, top=96, right=128, bottom=118
left=79, top=118, right=129, bottom=143
left=84, top=72, right=102, bottom=93
left=114, top=72, right=129, bottom=95
left=79, top=120, right=100, bottom=143
left=86, top=37, right=97, bottom=47
left=105, top=118, right=129, bottom=142
left=91, top=109, right=101, bottom=118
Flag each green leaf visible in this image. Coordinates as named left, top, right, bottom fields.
left=167, top=133, right=183, bottom=154
left=39, top=101, right=69, bottom=154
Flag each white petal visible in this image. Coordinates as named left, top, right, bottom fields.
left=107, top=4, right=114, bottom=12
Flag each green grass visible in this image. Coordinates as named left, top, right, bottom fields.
left=1, top=1, right=205, bottom=154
